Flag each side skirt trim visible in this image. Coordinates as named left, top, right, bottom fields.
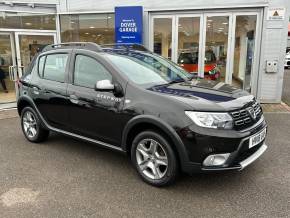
left=51, top=127, right=124, bottom=153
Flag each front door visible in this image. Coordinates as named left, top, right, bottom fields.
left=0, top=32, right=17, bottom=108
left=0, top=31, right=57, bottom=109
left=67, top=51, right=126, bottom=146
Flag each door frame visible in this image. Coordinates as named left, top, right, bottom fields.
left=14, top=31, right=57, bottom=78
left=174, top=14, right=203, bottom=77
left=149, top=14, right=177, bottom=61
left=230, top=11, right=262, bottom=95
left=202, top=12, right=233, bottom=83
left=0, top=32, right=17, bottom=80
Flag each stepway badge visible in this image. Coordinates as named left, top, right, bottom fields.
left=115, top=6, right=143, bottom=44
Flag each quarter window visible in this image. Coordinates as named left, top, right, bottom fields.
left=74, top=55, right=112, bottom=88
left=38, top=56, right=46, bottom=76
left=43, top=54, right=68, bottom=82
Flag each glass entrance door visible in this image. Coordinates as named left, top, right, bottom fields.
left=203, top=15, right=231, bottom=82
left=151, top=16, right=174, bottom=61
left=0, top=32, right=17, bottom=106
left=231, top=14, right=258, bottom=92
left=15, top=32, right=57, bottom=77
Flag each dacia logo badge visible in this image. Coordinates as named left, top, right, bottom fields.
left=247, top=107, right=256, bottom=120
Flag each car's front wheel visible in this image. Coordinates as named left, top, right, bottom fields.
left=21, top=107, right=49, bottom=143
left=131, top=131, right=178, bottom=186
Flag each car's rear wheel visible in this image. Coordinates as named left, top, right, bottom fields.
left=131, top=130, right=178, bottom=186
left=21, top=107, right=49, bottom=142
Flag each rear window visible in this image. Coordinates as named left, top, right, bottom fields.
left=42, top=54, right=68, bottom=82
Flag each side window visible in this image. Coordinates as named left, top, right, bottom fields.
left=38, top=56, right=46, bottom=76
left=43, top=54, right=68, bottom=82
left=74, top=55, right=112, bottom=89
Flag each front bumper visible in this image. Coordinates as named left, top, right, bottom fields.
left=202, top=143, right=267, bottom=171
left=179, top=116, right=268, bottom=174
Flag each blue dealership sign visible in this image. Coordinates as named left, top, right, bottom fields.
left=115, top=6, right=143, bottom=44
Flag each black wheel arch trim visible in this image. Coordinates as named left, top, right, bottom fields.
left=121, top=115, right=190, bottom=170
left=17, top=95, right=49, bottom=129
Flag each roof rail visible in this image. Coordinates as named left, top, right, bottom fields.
left=101, top=43, right=149, bottom=52
left=42, top=42, right=102, bottom=52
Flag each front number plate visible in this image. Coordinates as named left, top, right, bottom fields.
left=249, top=128, right=266, bottom=148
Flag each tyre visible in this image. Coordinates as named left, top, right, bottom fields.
left=131, top=130, right=179, bottom=187
left=21, top=107, right=49, bottom=143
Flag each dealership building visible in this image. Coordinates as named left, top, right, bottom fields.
left=0, top=0, right=289, bottom=108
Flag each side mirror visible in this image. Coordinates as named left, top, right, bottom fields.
left=95, top=80, right=115, bottom=91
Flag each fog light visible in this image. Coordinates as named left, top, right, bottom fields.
left=203, top=153, right=230, bottom=166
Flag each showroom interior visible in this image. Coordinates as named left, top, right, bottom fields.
left=0, top=0, right=289, bottom=109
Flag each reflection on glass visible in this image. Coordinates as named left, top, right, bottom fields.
left=153, top=18, right=172, bottom=59
left=233, top=15, right=257, bottom=92
left=205, top=16, right=229, bottom=81
left=177, top=17, right=200, bottom=74
left=19, top=35, right=54, bottom=72
left=0, top=34, right=16, bottom=103
left=60, top=14, right=115, bottom=44
left=0, top=12, right=56, bottom=30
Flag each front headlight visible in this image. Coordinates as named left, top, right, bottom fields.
left=185, top=111, right=233, bottom=129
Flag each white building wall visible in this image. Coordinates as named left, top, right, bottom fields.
left=258, top=0, right=289, bottom=103
left=59, top=0, right=268, bottom=13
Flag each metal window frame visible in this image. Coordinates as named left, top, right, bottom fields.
left=174, top=14, right=203, bottom=76
left=230, top=11, right=262, bottom=96
left=14, top=31, right=57, bottom=78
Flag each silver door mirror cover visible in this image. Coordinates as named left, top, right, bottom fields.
left=95, top=80, right=115, bottom=91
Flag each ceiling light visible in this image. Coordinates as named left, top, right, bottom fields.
left=207, top=19, right=213, bottom=22
left=222, top=22, right=228, bottom=25
left=70, top=21, right=75, bottom=24
left=85, top=32, right=90, bottom=35
left=25, top=22, right=32, bottom=26
left=97, top=34, right=101, bottom=37
left=89, top=26, right=95, bottom=29
left=105, top=29, right=108, bottom=32
left=108, top=16, right=112, bottom=19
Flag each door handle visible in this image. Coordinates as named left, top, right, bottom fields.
left=8, top=66, right=16, bottom=81
left=69, top=94, right=79, bottom=104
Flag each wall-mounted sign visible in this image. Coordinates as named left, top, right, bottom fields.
left=267, top=7, right=285, bottom=20
left=115, top=6, right=143, bottom=44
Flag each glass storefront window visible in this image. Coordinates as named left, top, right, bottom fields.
left=60, top=13, right=115, bottom=44
left=18, top=35, right=55, bottom=72
left=153, top=18, right=172, bottom=60
left=0, top=12, right=56, bottom=30
left=205, top=16, right=229, bottom=81
left=177, top=17, right=200, bottom=74
left=233, top=15, right=257, bottom=92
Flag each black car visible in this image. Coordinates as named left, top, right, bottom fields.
left=17, top=42, right=268, bottom=186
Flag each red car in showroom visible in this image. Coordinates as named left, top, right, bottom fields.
left=178, top=50, right=221, bottom=80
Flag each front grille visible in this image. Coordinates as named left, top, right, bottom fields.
left=230, top=101, right=263, bottom=130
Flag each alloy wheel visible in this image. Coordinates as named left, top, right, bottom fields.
left=23, top=111, right=37, bottom=138
left=136, top=138, right=168, bottom=180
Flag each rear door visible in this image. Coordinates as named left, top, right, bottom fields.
left=66, top=50, right=128, bottom=146
left=32, top=51, right=71, bottom=130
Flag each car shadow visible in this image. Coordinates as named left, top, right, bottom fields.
left=43, top=132, right=257, bottom=193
